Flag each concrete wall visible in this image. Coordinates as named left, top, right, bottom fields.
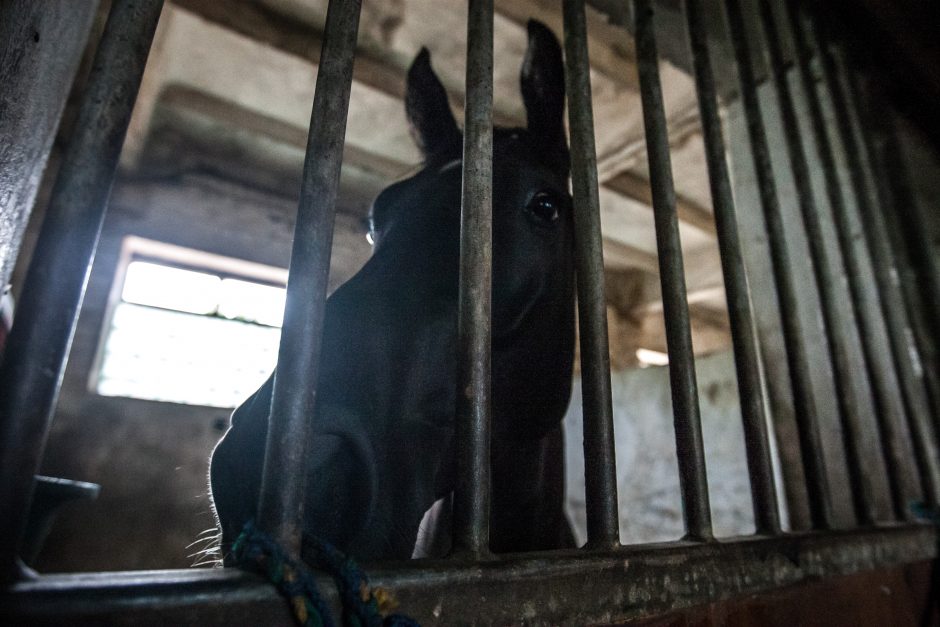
left=31, top=173, right=370, bottom=572
left=0, top=1, right=98, bottom=290
left=564, top=350, right=758, bottom=544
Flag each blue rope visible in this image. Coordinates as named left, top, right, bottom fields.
left=233, top=520, right=419, bottom=627
left=911, top=500, right=940, bottom=523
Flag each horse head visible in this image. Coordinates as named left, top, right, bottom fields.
left=209, top=20, right=574, bottom=563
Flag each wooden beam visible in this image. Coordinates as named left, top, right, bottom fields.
left=164, top=0, right=716, bottom=242
left=160, top=85, right=411, bottom=180
left=171, top=0, right=407, bottom=100
left=595, top=102, right=703, bottom=181
left=152, top=86, right=671, bottom=274
left=493, top=0, right=638, bottom=88
left=168, top=0, right=517, bottom=127
left=601, top=239, right=660, bottom=273
left=605, top=170, right=716, bottom=235
left=637, top=306, right=732, bottom=356
left=168, top=0, right=715, bottom=237
left=638, top=273, right=725, bottom=313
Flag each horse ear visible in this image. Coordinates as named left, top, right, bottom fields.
left=521, top=20, right=568, bottom=168
left=406, top=48, right=462, bottom=165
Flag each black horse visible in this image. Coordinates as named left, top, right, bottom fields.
left=210, top=20, right=575, bottom=563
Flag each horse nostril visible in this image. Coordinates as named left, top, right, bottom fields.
left=526, top=191, right=560, bottom=226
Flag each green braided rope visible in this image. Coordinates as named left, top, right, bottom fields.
left=232, top=520, right=333, bottom=626
left=233, top=520, right=419, bottom=627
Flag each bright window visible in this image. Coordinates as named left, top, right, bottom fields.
left=94, top=237, right=288, bottom=408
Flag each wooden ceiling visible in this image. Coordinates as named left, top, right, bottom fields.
left=121, top=0, right=731, bottom=359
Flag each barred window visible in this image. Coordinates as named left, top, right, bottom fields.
left=94, top=237, right=287, bottom=408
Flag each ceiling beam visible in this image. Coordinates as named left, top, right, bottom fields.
left=595, top=102, right=703, bottom=181
left=170, top=0, right=407, bottom=100
left=159, top=85, right=411, bottom=181
left=605, top=170, right=715, bottom=235
left=168, top=0, right=518, bottom=127
left=165, top=0, right=715, bottom=237
left=601, top=239, right=659, bottom=273
left=492, top=0, right=638, bottom=88
left=636, top=307, right=732, bottom=356
left=152, top=86, right=666, bottom=273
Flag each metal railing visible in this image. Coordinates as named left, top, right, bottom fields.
left=0, top=0, right=937, bottom=623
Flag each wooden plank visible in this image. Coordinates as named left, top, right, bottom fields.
left=626, top=560, right=938, bottom=627
left=172, top=0, right=406, bottom=99
left=152, top=85, right=675, bottom=275
left=167, top=0, right=716, bottom=239
left=606, top=170, right=716, bottom=235
left=493, top=0, right=638, bottom=88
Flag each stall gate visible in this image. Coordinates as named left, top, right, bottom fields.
left=1, top=0, right=938, bottom=624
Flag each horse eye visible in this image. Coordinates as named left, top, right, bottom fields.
left=526, top=192, right=560, bottom=225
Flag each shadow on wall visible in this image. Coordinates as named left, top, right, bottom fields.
left=564, top=349, right=759, bottom=544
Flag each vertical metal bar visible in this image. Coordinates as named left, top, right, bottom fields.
left=877, top=125, right=940, bottom=448
left=856, top=98, right=940, bottom=513
left=452, top=0, right=494, bottom=557
left=562, top=0, right=621, bottom=549
left=785, top=1, right=914, bottom=521
left=257, top=0, right=362, bottom=555
left=829, top=49, right=940, bottom=508
left=0, top=0, right=164, bottom=582
left=683, top=0, right=780, bottom=535
left=756, top=0, right=879, bottom=526
left=634, top=0, right=712, bottom=541
left=881, top=122, right=940, bottom=359
left=723, top=0, right=833, bottom=529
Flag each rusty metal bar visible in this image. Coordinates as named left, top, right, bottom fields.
left=452, top=0, right=494, bottom=557
left=723, top=0, right=833, bottom=529
left=0, top=0, right=164, bottom=582
left=1, top=524, right=934, bottom=625
left=785, top=1, right=914, bottom=521
left=634, top=0, right=712, bottom=541
left=756, top=0, right=879, bottom=526
left=562, top=0, right=620, bottom=549
left=829, top=49, right=940, bottom=508
left=257, top=0, right=362, bottom=555
left=683, top=0, right=779, bottom=535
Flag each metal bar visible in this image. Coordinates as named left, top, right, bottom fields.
left=634, top=0, right=712, bottom=541
left=756, top=0, right=879, bottom=526
left=0, top=0, right=164, bottom=582
left=452, top=0, right=494, bottom=557
left=683, top=0, right=779, bottom=535
left=562, top=0, right=621, bottom=549
left=257, top=0, right=362, bottom=555
left=830, top=50, right=940, bottom=508
left=809, top=20, right=938, bottom=509
left=1, top=525, right=934, bottom=625
left=785, top=1, right=914, bottom=521
left=880, top=123, right=940, bottom=360
left=723, top=0, right=833, bottom=529
left=876, top=125, right=940, bottom=450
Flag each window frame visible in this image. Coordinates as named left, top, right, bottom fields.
left=88, top=235, right=289, bottom=408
